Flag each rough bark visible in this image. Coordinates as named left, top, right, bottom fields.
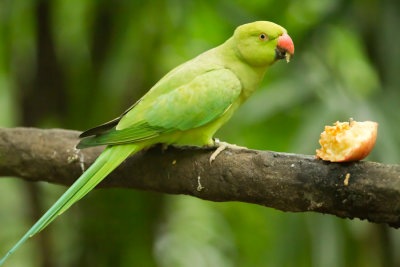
left=0, top=127, right=399, bottom=228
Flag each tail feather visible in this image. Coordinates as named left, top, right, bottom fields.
left=0, top=144, right=141, bottom=265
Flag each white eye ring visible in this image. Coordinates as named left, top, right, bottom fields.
left=259, top=33, right=268, bottom=41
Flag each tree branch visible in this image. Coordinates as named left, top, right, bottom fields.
left=0, top=127, right=399, bottom=227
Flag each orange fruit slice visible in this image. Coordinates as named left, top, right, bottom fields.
left=316, top=119, right=378, bottom=162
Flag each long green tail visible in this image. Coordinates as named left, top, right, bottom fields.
left=0, top=144, right=141, bottom=265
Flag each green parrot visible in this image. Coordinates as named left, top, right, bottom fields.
left=0, top=21, right=294, bottom=264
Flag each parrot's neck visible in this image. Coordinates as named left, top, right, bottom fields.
left=216, top=37, right=269, bottom=101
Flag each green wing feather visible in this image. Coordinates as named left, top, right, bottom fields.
left=77, top=68, right=242, bottom=148
left=79, top=56, right=219, bottom=139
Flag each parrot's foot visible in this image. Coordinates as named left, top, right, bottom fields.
left=209, top=138, right=247, bottom=164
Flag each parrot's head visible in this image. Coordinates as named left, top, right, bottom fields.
left=233, top=21, right=294, bottom=67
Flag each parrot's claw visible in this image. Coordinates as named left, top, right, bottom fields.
left=209, top=139, right=247, bottom=164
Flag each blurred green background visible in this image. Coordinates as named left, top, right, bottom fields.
left=1, top=0, right=400, bottom=266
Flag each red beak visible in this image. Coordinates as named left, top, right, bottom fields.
left=277, top=33, right=294, bottom=55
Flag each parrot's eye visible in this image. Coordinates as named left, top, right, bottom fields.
left=259, top=33, right=268, bottom=41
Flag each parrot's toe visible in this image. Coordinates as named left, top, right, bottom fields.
left=209, top=139, right=247, bottom=164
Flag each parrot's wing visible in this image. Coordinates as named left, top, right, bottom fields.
left=79, top=56, right=214, bottom=139
left=77, top=68, right=241, bottom=148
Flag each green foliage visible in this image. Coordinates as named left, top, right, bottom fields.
left=0, top=0, right=399, bottom=266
